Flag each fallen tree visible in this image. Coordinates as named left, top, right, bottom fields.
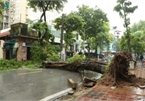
left=42, top=58, right=107, bottom=74
left=97, top=52, right=145, bottom=87
left=109, top=52, right=132, bottom=85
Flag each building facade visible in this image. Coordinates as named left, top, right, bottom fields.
left=109, top=26, right=123, bottom=52
left=1, top=0, right=30, bottom=30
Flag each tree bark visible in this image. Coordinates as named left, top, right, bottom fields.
left=40, top=1, right=51, bottom=22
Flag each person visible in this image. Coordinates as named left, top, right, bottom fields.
left=140, top=54, right=144, bottom=66
left=132, top=54, right=136, bottom=69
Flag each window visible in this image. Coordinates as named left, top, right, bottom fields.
left=76, top=34, right=79, bottom=40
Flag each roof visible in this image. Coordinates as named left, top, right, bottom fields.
left=0, top=31, right=10, bottom=37
left=115, top=30, right=121, bottom=32
left=18, top=35, right=38, bottom=40
left=11, top=22, right=28, bottom=26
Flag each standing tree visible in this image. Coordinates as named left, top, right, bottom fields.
left=54, top=13, right=84, bottom=53
left=27, top=0, right=67, bottom=45
left=114, top=0, right=138, bottom=52
left=29, top=21, right=54, bottom=45
left=117, top=20, right=145, bottom=54
left=131, top=20, right=145, bottom=33
left=130, top=20, right=145, bottom=53
left=76, top=5, right=110, bottom=57
left=28, top=0, right=67, bottom=22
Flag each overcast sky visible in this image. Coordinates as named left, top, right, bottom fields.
left=63, top=0, right=145, bottom=31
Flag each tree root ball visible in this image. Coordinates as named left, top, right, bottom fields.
left=109, top=52, right=132, bottom=81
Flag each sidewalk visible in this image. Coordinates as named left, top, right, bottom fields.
left=76, top=68, right=145, bottom=101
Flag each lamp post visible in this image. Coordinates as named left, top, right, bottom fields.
left=84, top=27, right=91, bottom=40
left=83, top=27, right=91, bottom=51
left=60, top=14, right=65, bottom=60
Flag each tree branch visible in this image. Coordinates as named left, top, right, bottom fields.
left=40, top=1, right=51, bottom=21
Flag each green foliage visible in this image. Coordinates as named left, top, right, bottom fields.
left=30, top=41, right=47, bottom=61
left=64, top=13, right=84, bottom=32
left=0, top=0, right=3, bottom=24
left=131, top=20, right=145, bottom=33
left=46, top=43, right=61, bottom=61
left=30, top=21, right=54, bottom=45
left=131, top=26, right=145, bottom=53
left=119, top=20, right=145, bottom=53
left=30, top=41, right=60, bottom=61
left=119, top=33, right=145, bottom=53
left=0, top=59, right=38, bottom=70
left=54, top=13, right=85, bottom=52
left=114, top=0, right=138, bottom=52
left=76, top=5, right=110, bottom=54
left=28, top=0, right=67, bottom=12
left=131, top=34, right=145, bottom=54
left=0, top=59, right=20, bottom=70
left=119, top=35, right=128, bottom=51
left=28, top=0, right=67, bottom=22
left=67, top=54, right=86, bottom=63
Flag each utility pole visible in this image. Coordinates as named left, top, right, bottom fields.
left=60, top=14, right=65, bottom=60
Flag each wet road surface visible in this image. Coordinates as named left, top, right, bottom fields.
left=0, top=68, right=82, bottom=101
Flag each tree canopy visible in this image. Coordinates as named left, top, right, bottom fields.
left=54, top=13, right=85, bottom=52
left=28, top=20, right=54, bottom=46
left=131, top=20, right=145, bottom=33
left=76, top=5, right=110, bottom=54
left=28, top=0, right=67, bottom=22
left=114, top=0, right=138, bottom=52
left=118, top=20, right=145, bottom=54
left=131, top=20, right=145, bottom=53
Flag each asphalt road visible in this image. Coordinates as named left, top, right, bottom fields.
left=0, top=68, right=82, bottom=101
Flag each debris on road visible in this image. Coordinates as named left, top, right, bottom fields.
left=42, top=58, right=107, bottom=74
left=68, top=79, right=78, bottom=89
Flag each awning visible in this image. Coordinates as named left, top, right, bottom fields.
left=4, top=42, right=15, bottom=49
left=4, top=42, right=15, bottom=45
left=0, top=31, right=10, bottom=37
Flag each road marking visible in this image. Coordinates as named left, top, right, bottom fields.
left=39, top=88, right=73, bottom=101
left=18, top=70, right=42, bottom=76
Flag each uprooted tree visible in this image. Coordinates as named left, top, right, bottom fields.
left=108, top=52, right=132, bottom=85
left=98, top=51, right=145, bottom=87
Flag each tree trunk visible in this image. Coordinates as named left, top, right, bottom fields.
left=127, top=33, right=131, bottom=52
left=38, top=1, right=51, bottom=45
left=40, top=1, right=51, bottom=21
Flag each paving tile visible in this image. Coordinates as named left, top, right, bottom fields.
left=77, top=68, right=145, bottom=101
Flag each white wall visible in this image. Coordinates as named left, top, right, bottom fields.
left=0, top=40, right=4, bottom=59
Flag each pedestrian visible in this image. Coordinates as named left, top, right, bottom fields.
left=133, top=54, right=137, bottom=69
left=140, top=54, right=144, bottom=66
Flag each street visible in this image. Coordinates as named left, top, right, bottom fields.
left=0, top=68, right=82, bottom=101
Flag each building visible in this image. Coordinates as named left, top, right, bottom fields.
left=0, top=0, right=30, bottom=30
left=0, top=40, right=4, bottom=59
left=0, top=1, right=84, bottom=60
left=109, top=26, right=123, bottom=52
left=0, top=0, right=10, bottom=29
left=0, top=23, right=38, bottom=61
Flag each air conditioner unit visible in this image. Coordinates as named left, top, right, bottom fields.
left=22, top=43, right=26, bottom=46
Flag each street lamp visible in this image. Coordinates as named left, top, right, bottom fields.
left=83, top=27, right=91, bottom=40
left=60, top=14, right=65, bottom=60
left=83, top=27, right=91, bottom=52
